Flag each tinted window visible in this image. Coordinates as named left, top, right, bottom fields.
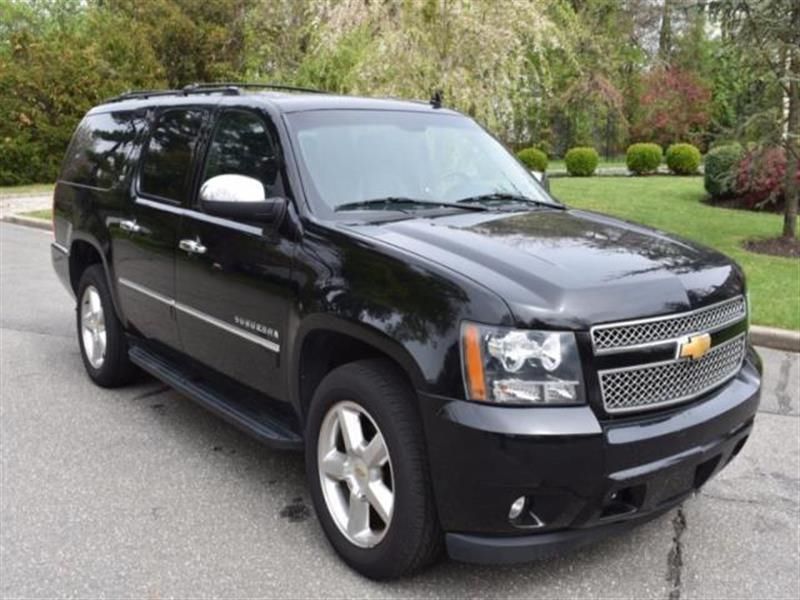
left=140, top=109, right=205, bottom=202
left=61, top=112, right=142, bottom=189
left=203, top=111, right=283, bottom=196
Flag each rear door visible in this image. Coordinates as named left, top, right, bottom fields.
left=174, top=107, right=295, bottom=398
left=113, top=107, right=209, bottom=351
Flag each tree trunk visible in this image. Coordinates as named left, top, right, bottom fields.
left=658, top=0, right=673, bottom=62
left=786, top=152, right=798, bottom=239
left=783, top=34, right=799, bottom=239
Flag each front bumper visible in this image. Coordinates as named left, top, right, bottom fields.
left=418, top=349, right=761, bottom=564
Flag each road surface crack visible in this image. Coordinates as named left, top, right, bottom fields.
left=666, top=506, right=687, bottom=600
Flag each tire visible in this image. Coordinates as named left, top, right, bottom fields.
left=76, top=264, right=136, bottom=387
left=305, top=358, right=443, bottom=579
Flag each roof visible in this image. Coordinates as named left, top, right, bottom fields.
left=262, top=92, right=459, bottom=115
left=90, top=84, right=461, bottom=116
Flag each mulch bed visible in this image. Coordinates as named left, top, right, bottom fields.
left=743, top=236, right=800, bottom=258
left=704, top=195, right=785, bottom=213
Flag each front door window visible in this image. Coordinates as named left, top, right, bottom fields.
left=203, top=111, right=285, bottom=201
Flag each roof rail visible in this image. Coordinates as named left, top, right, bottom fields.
left=187, top=82, right=327, bottom=94
left=105, top=87, right=238, bottom=103
left=105, top=89, right=180, bottom=103
left=105, top=81, right=325, bottom=104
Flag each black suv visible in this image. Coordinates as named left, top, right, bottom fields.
left=51, top=84, right=761, bottom=579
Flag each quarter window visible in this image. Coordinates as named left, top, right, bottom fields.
left=203, top=111, right=283, bottom=197
left=140, top=109, right=205, bottom=202
left=61, top=111, right=143, bottom=189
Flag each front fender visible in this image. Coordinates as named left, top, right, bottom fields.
left=289, top=223, right=514, bottom=407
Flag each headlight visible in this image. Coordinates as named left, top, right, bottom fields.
left=460, top=322, right=585, bottom=405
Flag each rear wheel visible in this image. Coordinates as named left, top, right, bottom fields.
left=76, top=265, right=136, bottom=387
left=305, top=359, right=442, bottom=579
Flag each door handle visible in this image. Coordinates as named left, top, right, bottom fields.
left=120, top=219, right=142, bottom=233
left=179, top=238, right=207, bottom=255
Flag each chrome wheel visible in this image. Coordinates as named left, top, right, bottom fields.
left=80, top=285, right=106, bottom=369
left=317, top=400, right=394, bottom=548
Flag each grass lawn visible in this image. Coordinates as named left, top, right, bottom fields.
left=0, top=183, right=54, bottom=197
left=21, top=209, right=53, bottom=220
left=551, top=176, right=800, bottom=331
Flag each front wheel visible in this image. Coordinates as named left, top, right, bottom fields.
left=305, top=359, right=442, bottom=579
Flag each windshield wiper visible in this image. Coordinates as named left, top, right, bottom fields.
left=335, top=196, right=487, bottom=212
left=456, top=192, right=562, bottom=209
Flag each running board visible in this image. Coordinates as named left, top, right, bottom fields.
left=129, top=344, right=303, bottom=450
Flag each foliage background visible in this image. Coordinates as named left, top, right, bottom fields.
left=0, top=0, right=794, bottom=185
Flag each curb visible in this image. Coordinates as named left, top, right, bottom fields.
left=548, top=170, right=704, bottom=178
left=1, top=214, right=51, bottom=231
left=751, top=325, right=800, bottom=353
left=0, top=191, right=54, bottom=200
left=1, top=213, right=798, bottom=353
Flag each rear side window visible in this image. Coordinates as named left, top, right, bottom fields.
left=61, top=111, right=142, bottom=189
left=139, top=109, right=205, bottom=202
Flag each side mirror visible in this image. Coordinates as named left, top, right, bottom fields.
left=199, top=174, right=287, bottom=223
left=531, top=170, right=550, bottom=193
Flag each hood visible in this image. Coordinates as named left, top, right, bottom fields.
left=344, top=208, right=744, bottom=329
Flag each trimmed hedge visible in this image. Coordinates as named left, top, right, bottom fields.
left=626, top=143, right=662, bottom=175
left=704, top=143, right=743, bottom=198
left=516, top=147, right=548, bottom=172
left=565, top=147, right=599, bottom=176
left=666, top=143, right=701, bottom=175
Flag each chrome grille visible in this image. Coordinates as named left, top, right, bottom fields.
left=599, top=334, right=746, bottom=414
left=591, top=296, right=747, bottom=353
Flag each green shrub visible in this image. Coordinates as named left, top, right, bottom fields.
left=516, top=147, right=548, bottom=172
left=565, top=147, right=599, bottom=176
left=666, top=143, right=702, bottom=175
left=0, top=136, right=47, bottom=186
left=704, top=143, right=743, bottom=198
left=626, top=143, right=663, bottom=175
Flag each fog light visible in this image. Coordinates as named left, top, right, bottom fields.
left=509, top=496, right=526, bottom=520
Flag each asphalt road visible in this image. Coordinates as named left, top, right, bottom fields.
left=1, top=221, right=798, bottom=599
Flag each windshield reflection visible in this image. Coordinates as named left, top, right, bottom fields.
left=287, top=109, right=555, bottom=217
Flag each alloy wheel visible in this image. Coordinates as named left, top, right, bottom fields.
left=80, top=285, right=106, bottom=369
left=317, top=400, right=394, bottom=548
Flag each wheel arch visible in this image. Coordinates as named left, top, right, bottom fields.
left=290, top=315, right=427, bottom=423
left=68, top=233, right=124, bottom=322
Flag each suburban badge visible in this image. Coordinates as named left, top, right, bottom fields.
left=234, top=315, right=279, bottom=341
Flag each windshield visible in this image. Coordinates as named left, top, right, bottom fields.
left=285, top=109, right=557, bottom=217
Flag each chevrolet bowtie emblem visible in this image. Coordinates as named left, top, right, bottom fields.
left=678, top=333, right=712, bottom=360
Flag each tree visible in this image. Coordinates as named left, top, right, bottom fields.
left=710, top=0, right=799, bottom=239
left=100, top=0, right=253, bottom=87
left=547, top=0, right=647, bottom=155
left=243, top=0, right=314, bottom=81
left=633, top=66, right=712, bottom=147
left=245, top=0, right=580, bottom=143
left=560, top=73, right=627, bottom=157
left=0, top=1, right=165, bottom=183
